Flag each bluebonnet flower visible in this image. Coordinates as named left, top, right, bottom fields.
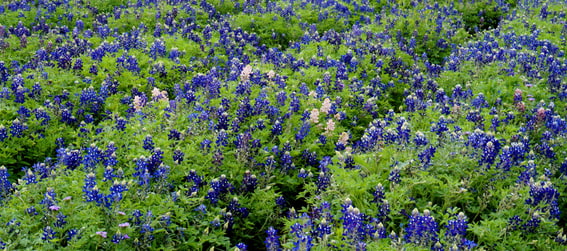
left=0, top=166, right=13, bottom=199
left=265, top=226, right=281, bottom=251
left=517, top=160, right=537, bottom=184
left=0, top=125, right=7, bottom=141
left=26, top=206, right=38, bottom=216
left=316, top=218, right=332, bottom=238
left=28, top=82, right=42, bottom=99
left=107, top=180, right=128, bottom=206
left=103, top=142, right=118, bottom=167
left=342, top=154, right=357, bottom=169
left=186, top=169, right=204, bottom=194
left=168, top=129, right=181, bottom=141
left=290, top=222, right=313, bottom=251
left=17, top=106, right=30, bottom=119
left=111, top=232, right=130, bottom=244
left=235, top=243, right=248, bottom=251
left=396, top=121, right=411, bottom=144
left=497, top=146, right=513, bottom=172
left=89, top=64, right=98, bottom=75
left=79, top=86, right=104, bottom=113
left=228, top=197, right=249, bottom=218
left=73, top=58, right=83, bottom=71
left=206, top=175, right=234, bottom=204
left=298, top=168, right=310, bottom=179
left=216, top=130, right=228, bottom=147
left=5, top=218, right=20, bottom=234
left=34, top=107, right=51, bottom=126
left=373, top=184, right=386, bottom=203
left=103, top=166, right=116, bottom=182
left=271, top=120, right=283, bottom=136
left=60, top=109, right=76, bottom=125
left=418, top=146, right=436, bottom=169
left=149, top=39, right=166, bottom=60
left=9, top=119, right=27, bottom=138
left=131, top=210, right=144, bottom=226
left=148, top=148, right=164, bottom=174
left=201, top=139, right=212, bottom=152
left=445, top=212, right=475, bottom=248
left=195, top=204, right=207, bottom=215
left=388, top=166, right=401, bottom=184
left=216, top=112, right=230, bottom=131
left=341, top=202, right=366, bottom=242
left=169, top=47, right=182, bottom=62
left=555, top=229, right=567, bottom=245
left=280, top=151, right=294, bottom=171
left=83, top=144, right=102, bottom=171
left=14, top=85, right=28, bottom=104
left=526, top=180, right=561, bottom=220
left=560, top=158, right=567, bottom=176
left=289, top=92, right=301, bottom=113
left=173, top=149, right=184, bottom=164
left=83, top=173, right=103, bottom=204
left=521, top=212, right=541, bottom=233
left=295, top=122, right=311, bottom=143
left=32, top=162, right=52, bottom=180
left=54, top=212, right=68, bottom=228
left=319, top=134, right=327, bottom=145
left=480, top=140, right=501, bottom=167
left=319, top=156, right=332, bottom=172
left=413, top=131, right=428, bottom=146
left=42, top=226, right=56, bottom=242
left=471, top=93, right=489, bottom=109
left=115, top=117, right=127, bottom=131
left=241, top=170, right=257, bottom=193
left=210, top=216, right=221, bottom=228
left=316, top=171, right=331, bottom=193
left=22, top=168, right=37, bottom=184
left=430, top=116, right=451, bottom=136
left=404, top=208, right=439, bottom=248
left=373, top=184, right=390, bottom=223
left=276, top=196, right=286, bottom=208
left=234, top=132, right=252, bottom=161
left=143, top=135, right=155, bottom=151
left=140, top=223, right=155, bottom=242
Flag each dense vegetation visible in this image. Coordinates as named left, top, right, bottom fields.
left=0, top=0, right=566, bottom=250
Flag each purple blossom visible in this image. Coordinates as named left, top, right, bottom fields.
left=42, top=226, right=56, bottom=241
left=0, top=125, right=7, bottom=142
left=0, top=166, right=13, bottom=199
left=241, top=170, right=257, bottom=193
left=9, top=119, right=27, bottom=138
left=265, top=227, right=282, bottom=251
left=404, top=208, right=439, bottom=248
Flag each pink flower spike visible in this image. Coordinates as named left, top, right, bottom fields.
left=96, top=231, right=107, bottom=238
left=63, top=196, right=72, bottom=201
left=118, top=222, right=130, bottom=227
left=117, top=211, right=126, bottom=215
left=49, top=205, right=60, bottom=211
left=123, top=234, right=130, bottom=239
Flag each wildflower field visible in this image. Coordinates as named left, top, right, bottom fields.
left=0, top=0, right=567, bottom=250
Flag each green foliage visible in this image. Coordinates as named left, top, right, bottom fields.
left=0, top=0, right=566, bottom=250
left=456, top=0, right=507, bottom=34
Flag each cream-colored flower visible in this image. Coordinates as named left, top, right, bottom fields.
left=133, top=96, right=144, bottom=111
left=267, top=70, right=275, bottom=79
left=320, top=98, right=332, bottom=114
left=240, top=64, right=253, bottom=81
left=309, top=108, right=320, bottom=124
left=325, top=119, right=335, bottom=133
left=338, top=132, right=349, bottom=145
